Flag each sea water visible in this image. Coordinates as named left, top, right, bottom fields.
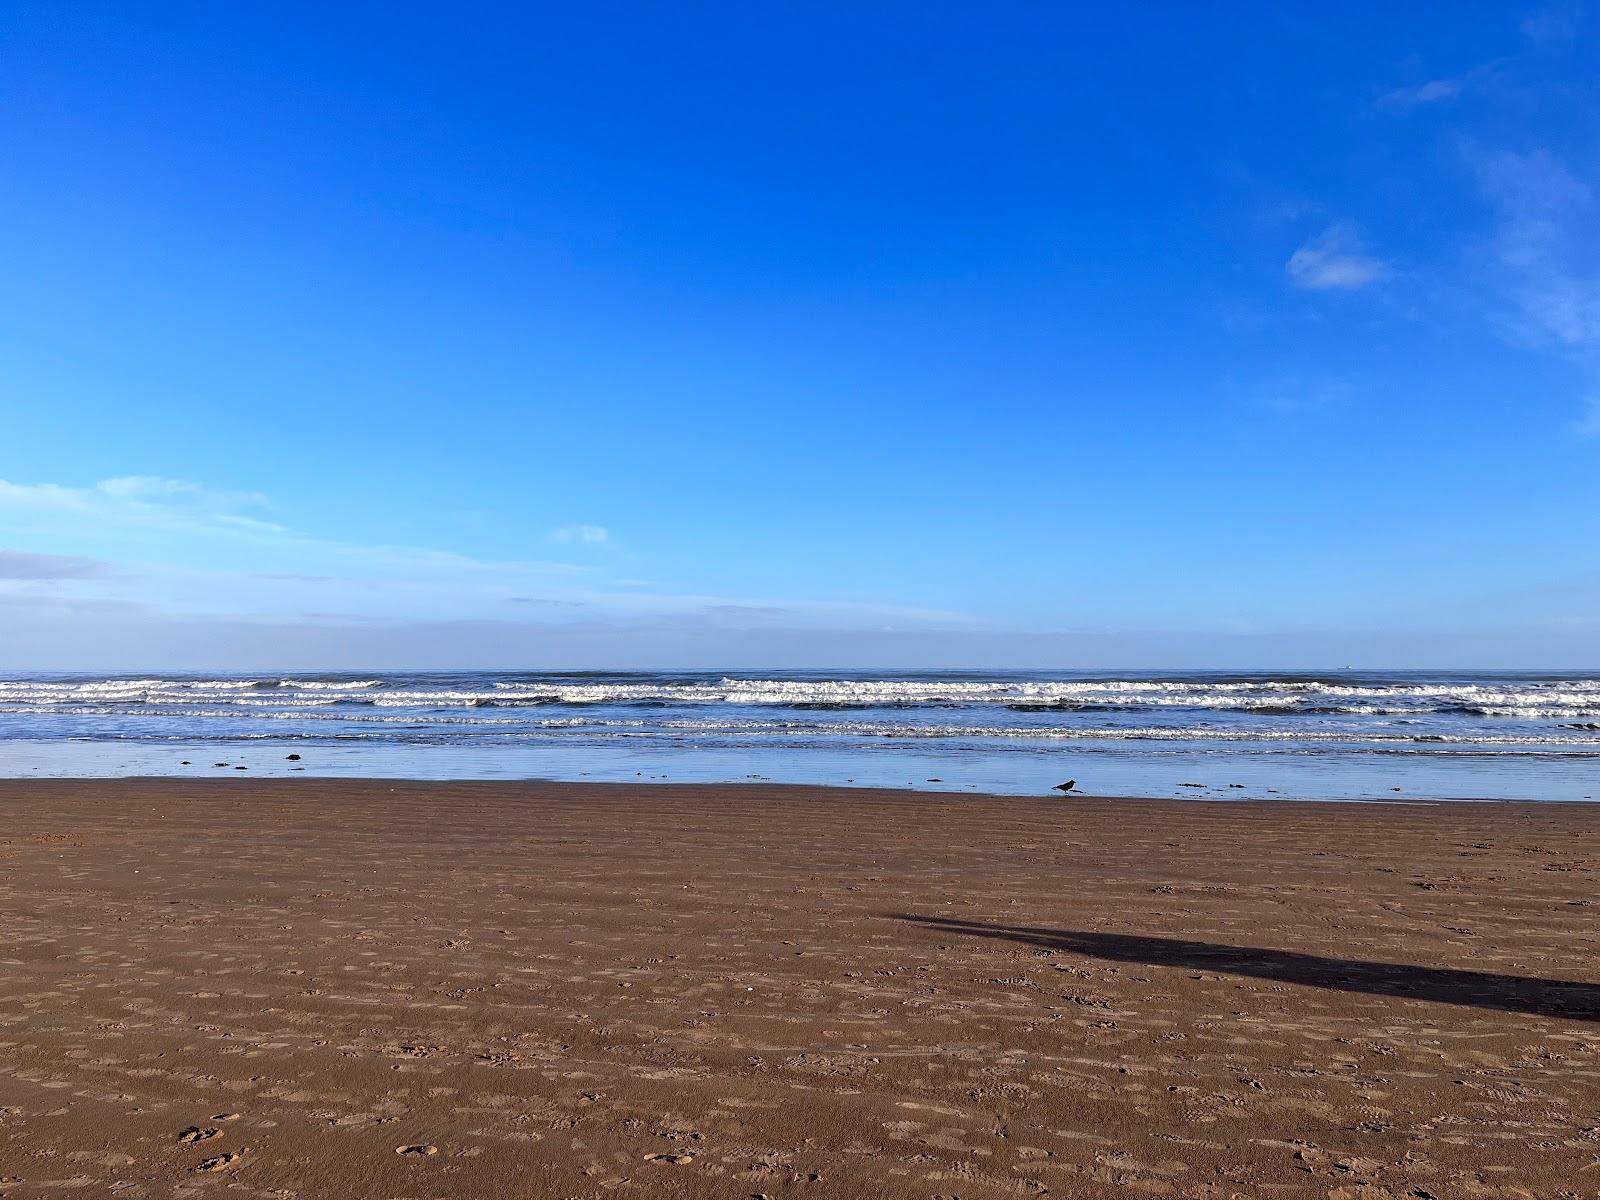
left=0, top=669, right=1596, bottom=801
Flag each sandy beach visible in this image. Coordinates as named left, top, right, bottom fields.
left=0, top=779, right=1596, bottom=1198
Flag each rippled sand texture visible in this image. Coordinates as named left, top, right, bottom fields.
left=1, top=779, right=1596, bottom=1198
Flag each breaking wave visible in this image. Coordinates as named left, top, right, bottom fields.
left=4, top=672, right=1600, bottom=717
left=3, top=671, right=1598, bottom=777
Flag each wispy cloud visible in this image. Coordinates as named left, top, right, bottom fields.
left=0, top=475, right=972, bottom=633
left=1578, top=396, right=1600, bottom=437
left=1376, top=56, right=1513, bottom=109
left=0, top=549, right=109, bottom=579
left=1379, top=78, right=1462, bottom=107
left=96, top=475, right=269, bottom=507
left=1252, top=376, right=1356, bottom=415
left=548, top=524, right=610, bottom=545
left=0, top=476, right=583, bottom=576
left=0, top=476, right=285, bottom=536
left=1285, top=223, right=1390, bottom=291
left=1521, top=4, right=1581, bottom=42
left=1467, top=146, right=1600, bottom=434
left=1470, top=147, right=1600, bottom=348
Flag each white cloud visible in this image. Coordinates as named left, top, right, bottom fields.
left=1577, top=396, right=1600, bottom=437
left=548, top=524, right=610, bottom=545
left=95, top=476, right=267, bottom=506
left=1522, top=5, right=1580, bottom=42
left=1470, top=147, right=1600, bottom=348
left=1379, top=78, right=1461, bottom=106
left=0, top=476, right=285, bottom=536
left=1252, top=376, right=1355, bottom=415
left=0, top=476, right=971, bottom=633
left=0, top=549, right=108, bottom=579
left=1376, top=56, right=1513, bottom=110
left=1467, top=148, right=1600, bottom=437
left=1285, top=223, right=1390, bottom=290
left=0, top=476, right=584, bottom=586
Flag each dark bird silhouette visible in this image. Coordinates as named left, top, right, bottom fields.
left=1053, top=779, right=1076, bottom=793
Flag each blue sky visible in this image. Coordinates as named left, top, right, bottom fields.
left=2, top=3, right=1598, bottom=668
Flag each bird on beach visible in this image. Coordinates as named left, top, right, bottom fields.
left=1053, top=779, right=1076, bottom=793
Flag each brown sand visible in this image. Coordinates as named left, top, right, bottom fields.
left=0, top=779, right=1597, bottom=1199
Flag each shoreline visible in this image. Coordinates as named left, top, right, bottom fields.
left=6, top=771, right=1590, bottom=805
left=5, top=736, right=1597, bottom=803
left=6, top=667, right=1599, bottom=805
left=2, top=778, right=1596, bottom=1196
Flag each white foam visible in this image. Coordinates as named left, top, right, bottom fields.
left=3, top=703, right=1598, bottom=750
left=278, top=679, right=382, bottom=690
left=3, top=675, right=1599, bottom=718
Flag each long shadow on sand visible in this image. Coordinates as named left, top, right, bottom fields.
left=893, top=914, right=1600, bottom=1021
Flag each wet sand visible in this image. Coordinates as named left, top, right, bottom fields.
left=0, top=779, right=1596, bottom=1198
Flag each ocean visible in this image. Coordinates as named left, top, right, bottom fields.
left=2, top=668, right=1597, bottom=800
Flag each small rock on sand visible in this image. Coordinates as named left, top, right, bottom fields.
left=644, top=1152, right=694, bottom=1164
left=396, top=1144, right=438, bottom=1156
